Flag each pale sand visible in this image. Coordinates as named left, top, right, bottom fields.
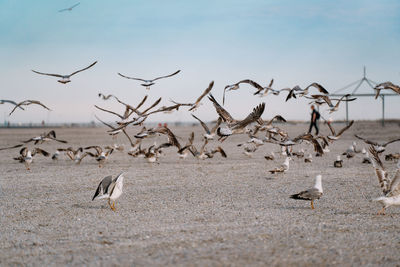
left=1, top=121, right=400, bottom=266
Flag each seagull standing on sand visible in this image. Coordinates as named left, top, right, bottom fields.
left=92, top=172, right=125, bottom=211
left=32, top=61, right=97, bottom=84
left=290, top=175, right=323, bottom=210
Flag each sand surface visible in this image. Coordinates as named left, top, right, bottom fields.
left=1, top=121, right=400, bottom=266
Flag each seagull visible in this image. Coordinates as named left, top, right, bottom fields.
left=118, top=70, right=181, bottom=90
left=354, top=134, right=400, bottom=153
left=269, top=157, right=291, bottom=174
left=317, top=94, right=356, bottom=113
left=13, top=147, right=49, bottom=170
left=264, top=151, right=275, bottom=161
left=326, top=120, right=354, bottom=142
left=285, top=83, right=329, bottom=102
left=207, top=94, right=265, bottom=140
left=170, top=81, right=214, bottom=111
left=32, top=61, right=97, bottom=84
left=22, top=130, right=67, bottom=145
left=191, top=115, right=221, bottom=140
left=343, top=144, right=356, bottom=159
left=0, top=100, right=24, bottom=110
left=58, top=2, right=80, bottom=12
left=362, top=148, right=372, bottom=164
left=65, top=147, right=85, bottom=164
left=304, top=153, right=313, bottom=163
left=98, top=93, right=117, bottom=100
left=369, top=146, right=400, bottom=215
left=223, top=79, right=264, bottom=105
left=84, top=146, right=114, bottom=167
left=9, top=100, right=51, bottom=116
left=92, top=172, right=125, bottom=211
left=290, top=175, right=323, bottom=210
left=385, top=153, right=400, bottom=161
left=374, top=82, right=400, bottom=99
left=334, top=155, right=343, bottom=168
left=177, top=132, right=194, bottom=159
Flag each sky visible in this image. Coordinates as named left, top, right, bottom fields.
left=0, top=0, right=399, bottom=124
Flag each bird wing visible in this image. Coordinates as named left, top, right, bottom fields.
left=190, top=81, right=214, bottom=109
left=369, top=145, right=390, bottom=194
left=32, top=148, right=50, bottom=157
left=95, top=115, right=116, bottom=130
left=210, top=117, right=222, bottom=134
left=306, top=83, right=329, bottom=94
left=85, top=146, right=102, bottom=155
left=151, top=70, right=181, bottom=82
left=383, top=138, right=400, bottom=147
left=92, top=175, right=112, bottom=201
left=117, top=73, right=148, bottom=82
left=191, top=114, right=210, bottom=134
left=19, top=147, right=28, bottom=157
left=142, top=97, right=162, bottom=114
left=69, top=61, right=97, bottom=76
left=336, top=120, right=354, bottom=137
left=237, top=79, right=264, bottom=92
left=94, top=105, right=124, bottom=119
left=232, top=103, right=265, bottom=130
left=31, top=70, right=63, bottom=77
left=135, top=95, right=148, bottom=109
left=156, top=126, right=181, bottom=149
left=354, top=134, right=378, bottom=146
left=0, top=144, right=23, bottom=151
left=208, top=94, right=235, bottom=123
left=388, top=169, right=400, bottom=197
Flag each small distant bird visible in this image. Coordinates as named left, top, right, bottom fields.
left=9, top=100, right=51, bottom=116
left=304, top=153, right=313, bottom=163
left=58, top=2, right=80, bottom=12
left=118, top=70, right=181, bottom=90
left=13, top=147, right=49, bottom=170
left=369, top=146, right=400, bottom=215
left=269, top=157, right=291, bottom=174
left=22, top=130, right=67, bottom=145
left=285, top=83, right=329, bottom=102
left=84, top=146, right=114, bottom=167
left=98, top=93, right=117, bottom=100
left=264, top=151, right=275, bottom=161
left=92, top=172, right=125, bottom=211
left=343, top=145, right=355, bottom=159
left=334, top=155, right=343, bottom=168
left=374, top=82, right=400, bottom=99
left=361, top=148, right=372, bottom=164
left=32, top=61, right=97, bottom=84
left=290, top=175, right=323, bottom=210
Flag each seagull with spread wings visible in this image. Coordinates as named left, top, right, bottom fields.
left=58, top=2, right=80, bottom=12
left=191, top=115, right=221, bottom=140
left=374, top=82, right=400, bottom=99
left=285, top=83, right=329, bottom=102
left=326, top=120, right=354, bottom=141
left=355, top=134, right=400, bottom=153
left=22, top=130, right=67, bottom=145
left=13, top=147, right=49, bottom=170
left=369, top=146, right=400, bottom=215
left=223, top=79, right=264, bottom=105
left=9, top=100, right=51, bottom=116
left=118, top=70, right=181, bottom=90
left=170, top=81, right=214, bottom=111
left=32, top=61, right=97, bottom=84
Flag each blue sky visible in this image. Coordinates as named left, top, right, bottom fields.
left=0, top=0, right=399, bottom=123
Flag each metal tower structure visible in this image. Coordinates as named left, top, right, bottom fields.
left=329, top=67, right=398, bottom=126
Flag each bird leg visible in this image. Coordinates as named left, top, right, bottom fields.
left=377, top=207, right=386, bottom=215
left=108, top=199, right=113, bottom=210
left=311, top=201, right=315, bottom=210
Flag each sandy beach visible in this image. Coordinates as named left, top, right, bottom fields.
left=1, top=121, right=400, bottom=266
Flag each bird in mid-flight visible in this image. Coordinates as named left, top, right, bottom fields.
left=58, top=2, right=80, bottom=12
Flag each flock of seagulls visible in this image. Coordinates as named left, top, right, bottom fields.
left=1, top=59, right=400, bottom=213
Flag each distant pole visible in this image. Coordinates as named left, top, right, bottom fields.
left=363, top=66, right=366, bottom=79
left=345, top=95, right=349, bottom=125
left=382, top=95, right=385, bottom=127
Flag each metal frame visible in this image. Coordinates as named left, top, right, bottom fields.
left=329, top=67, right=398, bottom=126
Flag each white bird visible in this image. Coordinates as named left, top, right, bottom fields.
left=362, top=148, right=372, bottom=164
left=118, top=70, right=181, bottom=90
left=269, top=157, right=291, bottom=174
left=290, top=175, right=323, bottom=210
left=32, top=61, right=97, bottom=84
left=92, top=172, right=125, bottom=211
left=334, top=155, right=343, bottom=168
left=369, top=146, right=400, bottom=215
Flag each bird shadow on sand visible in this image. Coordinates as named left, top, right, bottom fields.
left=72, top=203, right=107, bottom=210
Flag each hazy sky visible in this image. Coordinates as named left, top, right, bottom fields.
left=1, top=0, right=399, bottom=123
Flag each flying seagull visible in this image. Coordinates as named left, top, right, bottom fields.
left=355, top=134, right=400, bottom=153
left=118, top=70, right=181, bottom=90
left=32, top=61, right=97, bottom=84
left=191, top=115, right=222, bottom=140
left=13, top=147, right=49, bottom=170
left=290, top=175, right=323, bottom=210
left=9, top=100, right=51, bottom=116
left=22, top=130, right=67, bottom=145
left=170, top=80, right=214, bottom=111
left=369, top=146, right=400, bottom=215
left=58, top=2, right=80, bottom=12
left=92, top=172, right=125, bottom=211
left=374, top=82, right=400, bottom=99
left=223, top=79, right=264, bottom=105
left=285, top=83, right=329, bottom=102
